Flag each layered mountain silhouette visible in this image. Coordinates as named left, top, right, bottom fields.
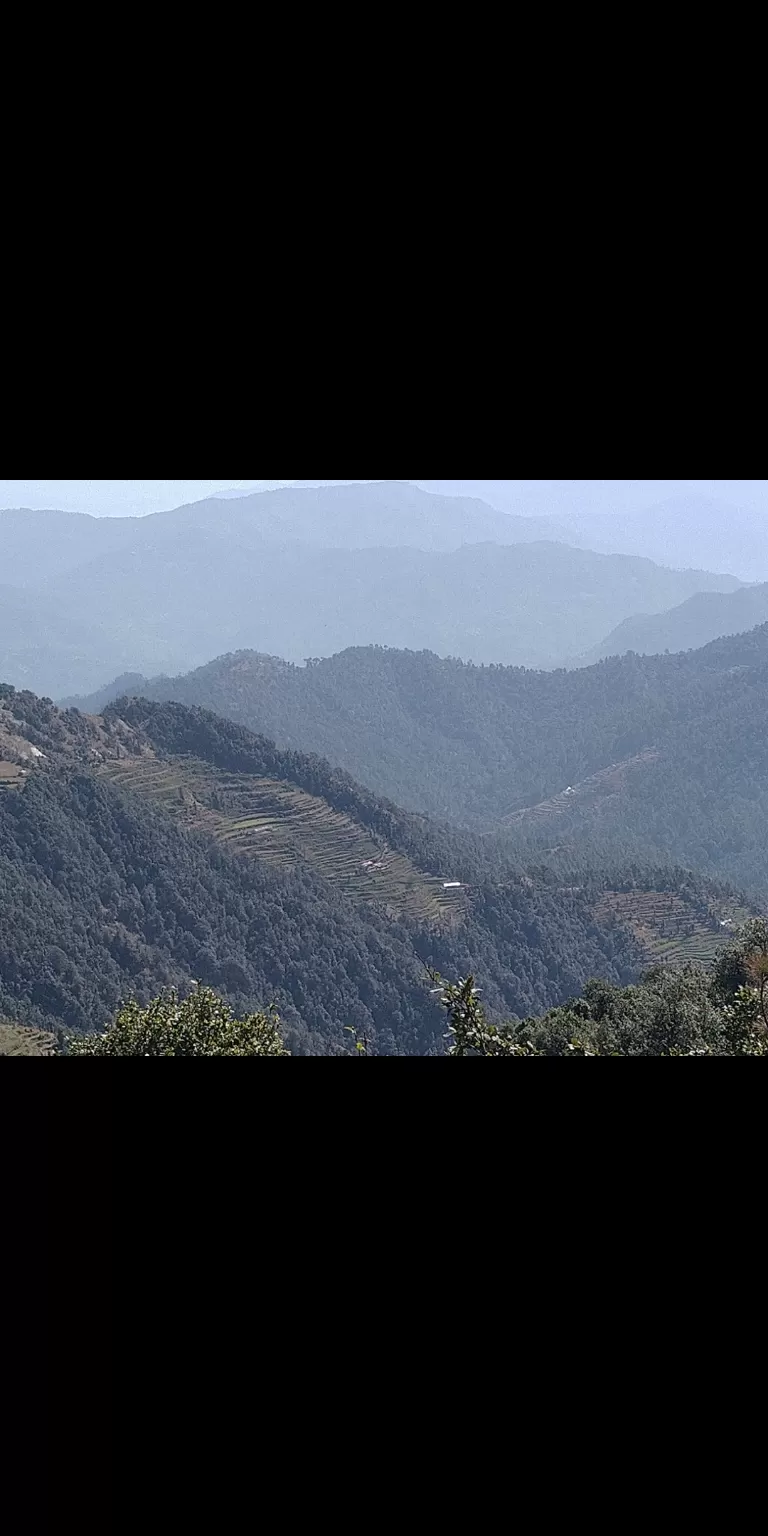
left=1, top=483, right=742, bottom=698
left=552, top=496, right=768, bottom=584
left=579, top=582, right=768, bottom=663
left=65, top=625, right=768, bottom=902
left=412, top=485, right=768, bottom=583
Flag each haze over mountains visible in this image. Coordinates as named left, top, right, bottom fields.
left=580, top=582, right=768, bottom=664
left=412, top=482, right=768, bottom=581
left=0, top=482, right=748, bottom=698
left=552, top=499, right=768, bottom=584
left=2, top=479, right=767, bottom=1056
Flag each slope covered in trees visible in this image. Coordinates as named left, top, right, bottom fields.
left=5, top=682, right=711, bottom=1053
left=434, top=919, right=768, bottom=1056
left=68, top=628, right=768, bottom=904
left=503, top=716, right=768, bottom=904
left=63, top=919, right=768, bottom=1057
left=0, top=759, right=659, bottom=1054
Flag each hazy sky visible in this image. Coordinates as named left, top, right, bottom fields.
left=414, top=480, right=768, bottom=518
left=0, top=480, right=290, bottom=517
left=1, top=479, right=766, bottom=519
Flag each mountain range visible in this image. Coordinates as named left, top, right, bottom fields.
left=1, top=483, right=552, bottom=588
left=7, top=680, right=730, bottom=1053
left=3, top=480, right=766, bottom=1058
left=552, top=497, right=768, bottom=583
left=412, top=484, right=768, bottom=582
left=65, top=623, right=768, bottom=903
left=0, top=483, right=744, bottom=698
left=578, top=582, right=768, bottom=664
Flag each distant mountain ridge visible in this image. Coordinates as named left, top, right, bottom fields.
left=63, top=625, right=768, bottom=903
left=1, top=482, right=554, bottom=582
left=2, top=481, right=742, bottom=697
left=411, top=485, right=768, bottom=583
left=552, top=495, right=768, bottom=584
left=579, top=582, right=768, bottom=663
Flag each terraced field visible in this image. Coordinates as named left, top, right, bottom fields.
left=0, top=1020, right=55, bottom=1056
left=594, top=890, right=751, bottom=967
left=504, top=751, right=660, bottom=829
left=0, top=760, right=24, bottom=791
left=99, top=755, right=465, bottom=925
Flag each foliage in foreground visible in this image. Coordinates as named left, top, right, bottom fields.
left=66, top=987, right=290, bottom=1056
left=65, top=921, right=768, bottom=1058
left=432, top=920, right=768, bottom=1057
left=0, top=751, right=648, bottom=1054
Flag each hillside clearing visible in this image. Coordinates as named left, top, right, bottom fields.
left=98, top=755, right=465, bottom=926
left=593, top=890, right=753, bottom=967
left=504, top=751, right=660, bottom=828
left=0, top=1021, right=55, bottom=1056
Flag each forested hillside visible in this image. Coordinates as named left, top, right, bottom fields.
left=64, top=916, right=768, bottom=1055
left=69, top=628, right=768, bottom=903
left=433, top=919, right=768, bottom=1057
left=502, top=704, right=768, bottom=903
left=5, top=480, right=764, bottom=1060
left=6, top=682, right=719, bottom=1053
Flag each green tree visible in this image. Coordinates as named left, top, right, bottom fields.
left=742, top=920, right=768, bottom=1028
left=712, top=919, right=768, bottom=1051
left=431, top=919, right=768, bottom=1057
left=67, top=986, right=289, bottom=1056
left=344, top=1025, right=370, bottom=1056
left=429, top=973, right=534, bottom=1057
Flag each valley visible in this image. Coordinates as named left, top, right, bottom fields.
left=4, top=678, right=749, bottom=1053
left=1, top=478, right=766, bottom=1056
left=71, top=627, right=768, bottom=908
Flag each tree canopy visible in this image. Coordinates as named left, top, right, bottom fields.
left=433, top=921, right=768, bottom=1057
left=64, top=628, right=768, bottom=905
left=61, top=922, right=768, bottom=1057
left=67, top=986, right=289, bottom=1056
